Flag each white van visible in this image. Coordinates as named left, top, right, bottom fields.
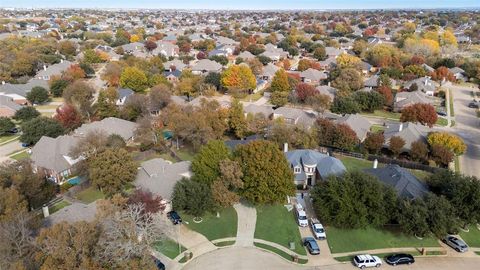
left=295, top=203, right=308, bottom=227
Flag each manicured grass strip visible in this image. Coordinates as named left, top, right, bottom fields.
left=326, top=226, right=440, bottom=254
left=49, top=200, right=71, bottom=214
left=181, top=207, right=237, bottom=241
left=9, top=150, right=29, bottom=161
left=426, top=250, right=445, bottom=255
left=370, top=125, right=386, bottom=133
left=154, top=239, right=186, bottom=259
left=362, top=110, right=401, bottom=120
left=436, top=117, right=448, bottom=126
left=255, top=204, right=307, bottom=255
left=454, top=156, right=461, bottom=173
left=0, top=134, right=19, bottom=145
left=254, top=242, right=308, bottom=264
left=475, top=251, right=480, bottom=256
left=214, top=240, right=236, bottom=247
left=449, top=89, right=454, bottom=117
left=75, top=186, right=105, bottom=204
left=459, top=225, right=480, bottom=247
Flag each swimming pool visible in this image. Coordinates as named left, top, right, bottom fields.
left=66, top=176, right=81, bottom=185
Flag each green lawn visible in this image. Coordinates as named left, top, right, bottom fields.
left=436, top=117, right=448, bottom=126
left=338, top=156, right=376, bottom=171
left=459, top=225, right=480, bottom=247
left=10, top=150, right=29, bottom=161
left=158, top=153, right=177, bottom=162
left=255, top=204, right=307, bottom=256
left=0, top=134, right=19, bottom=145
left=181, top=207, right=237, bottom=241
left=449, top=89, right=455, bottom=117
left=154, top=239, right=186, bottom=259
left=455, top=156, right=461, bottom=173
left=362, top=110, right=401, bottom=120
left=370, top=125, right=386, bottom=133
left=174, top=148, right=196, bottom=161
left=241, top=91, right=264, bottom=102
left=49, top=200, right=71, bottom=214
left=75, top=186, right=105, bottom=204
left=254, top=242, right=308, bottom=264
left=326, top=226, right=440, bottom=254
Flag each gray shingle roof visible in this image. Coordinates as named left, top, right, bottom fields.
left=0, top=95, right=21, bottom=111
left=30, top=135, right=80, bottom=173
left=191, top=59, right=223, bottom=72
left=244, top=104, right=273, bottom=117
left=74, top=117, right=137, bottom=141
left=383, top=122, right=428, bottom=151
left=365, top=164, right=429, bottom=199
left=286, top=149, right=346, bottom=180
left=36, top=60, right=73, bottom=78
left=335, top=114, right=372, bottom=141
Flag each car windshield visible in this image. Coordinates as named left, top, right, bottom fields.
left=299, top=216, right=307, bottom=220
left=315, top=228, right=324, bottom=233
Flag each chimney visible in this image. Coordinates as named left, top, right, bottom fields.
left=43, top=64, right=47, bottom=71
left=399, top=123, right=403, bottom=132
left=283, top=142, right=288, bottom=153
left=1, top=81, right=5, bottom=85
left=60, top=59, right=64, bottom=63
left=373, top=159, right=378, bottom=169
left=42, top=204, right=49, bottom=218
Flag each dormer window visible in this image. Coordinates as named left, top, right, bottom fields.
left=294, top=167, right=301, bottom=174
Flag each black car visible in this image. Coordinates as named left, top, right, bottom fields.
left=153, top=257, right=165, bottom=270
left=303, top=237, right=320, bottom=255
left=7, top=127, right=19, bottom=134
left=385, top=253, right=415, bottom=266
left=468, top=102, right=479, bottom=109
left=167, top=211, right=182, bottom=225
left=437, top=111, right=447, bottom=116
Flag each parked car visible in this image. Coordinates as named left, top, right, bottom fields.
left=167, top=211, right=182, bottom=225
left=295, top=204, right=308, bottom=227
left=443, top=235, right=468, bottom=252
left=436, top=110, right=447, bottom=116
left=303, top=237, right=320, bottom=255
left=385, top=253, right=415, bottom=266
left=21, top=143, right=30, bottom=147
left=310, top=218, right=326, bottom=240
left=468, top=102, right=479, bottom=109
left=7, top=127, right=18, bottom=134
left=353, top=254, right=382, bottom=269
left=153, top=257, right=165, bottom=270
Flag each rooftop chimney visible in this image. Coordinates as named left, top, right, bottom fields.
left=43, top=64, right=47, bottom=71
left=283, top=142, right=288, bottom=153
left=399, top=123, right=403, bottom=132
left=60, top=59, right=64, bottom=63
left=373, top=159, right=378, bottom=169
left=1, top=81, right=5, bottom=85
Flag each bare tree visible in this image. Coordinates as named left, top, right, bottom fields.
left=0, top=213, right=36, bottom=269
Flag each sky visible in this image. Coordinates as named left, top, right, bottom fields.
left=1, top=0, right=479, bottom=10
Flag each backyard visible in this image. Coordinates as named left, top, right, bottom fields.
left=75, top=186, right=105, bottom=204
left=181, top=207, right=237, bottom=241
left=49, top=199, right=71, bottom=214
left=254, top=204, right=307, bottom=255
left=361, top=110, right=401, bottom=120
left=326, top=226, right=440, bottom=254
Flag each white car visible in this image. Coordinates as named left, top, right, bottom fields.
left=353, top=254, right=382, bottom=269
left=310, top=218, right=326, bottom=239
left=295, top=204, right=308, bottom=227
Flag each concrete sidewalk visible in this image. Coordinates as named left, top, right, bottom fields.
left=234, top=203, right=257, bottom=247
left=174, top=224, right=217, bottom=261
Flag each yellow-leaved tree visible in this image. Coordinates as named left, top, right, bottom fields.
left=427, top=132, right=467, bottom=155
left=220, top=65, right=256, bottom=96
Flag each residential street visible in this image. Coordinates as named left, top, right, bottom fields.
left=446, top=84, right=480, bottom=177
left=0, top=140, right=22, bottom=163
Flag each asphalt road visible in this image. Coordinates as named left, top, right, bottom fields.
left=0, top=140, right=22, bottom=163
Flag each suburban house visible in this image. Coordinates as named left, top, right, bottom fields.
left=31, top=117, right=138, bottom=183
left=403, top=77, right=437, bottom=96
left=335, top=114, right=372, bottom=142
left=365, top=164, right=429, bottom=199
left=153, top=41, right=179, bottom=58
left=393, top=91, right=435, bottom=112
left=135, top=158, right=192, bottom=211
left=116, top=88, right=134, bottom=106
left=383, top=122, right=428, bottom=152
left=285, top=148, right=346, bottom=187
left=260, top=63, right=280, bottom=81
left=300, top=68, right=328, bottom=84
left=0, top=79, right=49, bottom=104
left=364, top=74, right=397, bottom=89
left=164, top=69, right=182, bottom=82
left=191, top=59, right=223, bottom=75
left=0, top=95, right=21, bottom=117
left=449, top=67, right=467, bottom=81
left=273, top=107, right=316, bottom=128
left=243, top=104, right=274, bottom=118
left=237, top=51, right=256, bottom=61
left=163, top=59, right=187, bottom=71
left=315, top=85, right=338, bottom=102
left=36, top=60, right=73, bottom=81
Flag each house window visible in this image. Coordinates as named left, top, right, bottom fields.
left=294, top=167, right=301, bottom=174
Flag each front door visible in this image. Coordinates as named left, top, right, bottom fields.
left=307, top=175, right=313, bottom=186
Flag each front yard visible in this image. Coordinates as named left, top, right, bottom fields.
left=326, top=226, right=440, bottom=254
left=0, top=134, right=19, bottom=145
left=154, top=238, right=186, bottom=259
left=181, top=207, right=237, bottom=241
left=254, top=204, right=307, bottom=255
left=459, top=225, right=480, bottom=247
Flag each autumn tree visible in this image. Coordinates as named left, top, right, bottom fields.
left=427, top=132, right=466, bottom=155
left=306, top=93, right=332, bottom=113
left=211, top=159, right=244, bottom=208
left=298, top=59, right=321, bottom=71
left=431, top=144, right=454, bottom=167
left=20, top=117, right=64, bottom=145
left=377, top=86, right=393, bottom=106
left=336, top=53, right=361, bottom=69
left=102, top=62, right=122, bottom=87
left=144, top=40, right=157, bottom=52
left=149, top=84, right=171, bottom=112
left=400, top=103, right=438, bottom=128
left=270, top=69, right=291, bottom=106
left=389, top=136, right=406, bottom=157
left=235, top=140, right=295, bottom=204
left=410, top=140, right=429, bottom=163
left=95, top=87, right=119, bottom=119
left=119, top=67, right=148, bottom=92
left=26, top=86, right=49, bottom=104
left=128, top=189, right=164, bottom=214
left=62, top=64, right=86, bottom=82
left=88, top=148, right=138, bottom=196
left=228, top=99, right=248, bottom=138
left=220, top=65, right=256, bottom=96
left=54, top=104, right=82, bottom=131
left=430, top=66, right=455, bottom=82
left=363, top=132, right=385, bottom=154
left=295, top=83, right=317, bottom=102
left=332, top=68, right=363, bottom=92
left=313, top=46, right=327, bottom=61
left=63, top=81, right=95, bottom=119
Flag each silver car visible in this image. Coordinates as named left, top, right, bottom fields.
left=443, top=235, right=469, bottom=252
